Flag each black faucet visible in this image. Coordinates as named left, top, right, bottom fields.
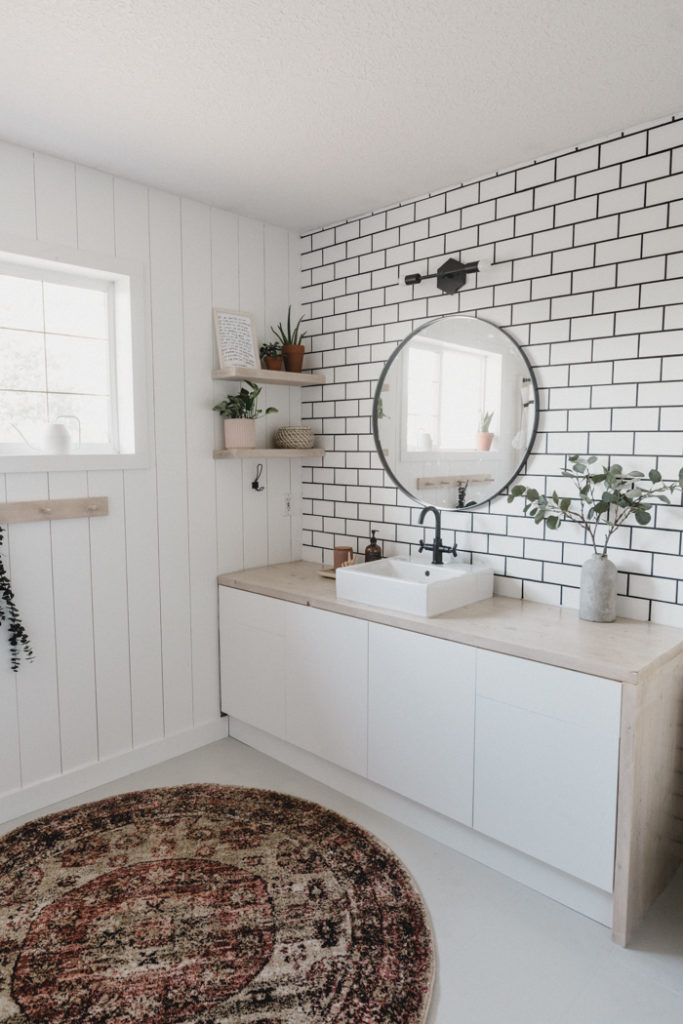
left=418, top=506, right=456, bottom=565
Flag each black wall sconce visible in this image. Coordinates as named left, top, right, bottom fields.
left=405, top=257, right=479, bottom=294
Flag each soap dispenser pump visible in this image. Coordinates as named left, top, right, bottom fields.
left=364, top=529, right=382, bottom=562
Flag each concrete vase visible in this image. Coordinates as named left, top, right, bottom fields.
left=579, top=554, right=617, bottom=622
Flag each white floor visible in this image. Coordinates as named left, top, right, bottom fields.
left=3, top=736, right=683, bottom=1023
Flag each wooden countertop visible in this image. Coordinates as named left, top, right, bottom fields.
left=218, top=560, right=683, bottom=685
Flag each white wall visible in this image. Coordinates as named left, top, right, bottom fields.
left=0, top=140, right=301, bottom=819
left=299, top=112, right=683, bottom=627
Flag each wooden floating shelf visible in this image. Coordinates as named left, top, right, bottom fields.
left=0, top=497, right=109, bottom=524
left=212, top=366, right=326, bottom=387
left=214, top=447, right=325, bottom=460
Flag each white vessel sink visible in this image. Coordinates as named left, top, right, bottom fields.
left=335, top=556, right=494, bottom=618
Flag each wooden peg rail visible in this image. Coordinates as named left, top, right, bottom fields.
left=0, top=497, right=109, bottom=525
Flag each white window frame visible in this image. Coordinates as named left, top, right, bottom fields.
left=0, top=234, right=149, bottom=472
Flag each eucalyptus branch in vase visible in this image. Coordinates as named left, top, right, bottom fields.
left=507, top=455, right=683, bottom=622
left=0, top=526, right=34, bottom=671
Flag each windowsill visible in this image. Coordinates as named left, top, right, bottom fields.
left=0, top=452, right=148, bottom=473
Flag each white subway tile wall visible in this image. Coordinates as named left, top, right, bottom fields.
left=300, top=114, right=683, bottom=625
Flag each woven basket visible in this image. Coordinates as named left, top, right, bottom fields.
left=274, top=426, right=315, bottom=449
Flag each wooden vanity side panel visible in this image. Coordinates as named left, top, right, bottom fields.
left=613, top=652, right=683, bottom=946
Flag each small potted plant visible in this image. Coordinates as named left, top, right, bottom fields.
left=259, top=340, right=283, bottom=371
left=213, top=381, right=277, bottom=449
left=476, top=410, right=494, bottom=451
left=508, top=455, right=683, bottom=622
left=271, top=305, right=308, bottom=373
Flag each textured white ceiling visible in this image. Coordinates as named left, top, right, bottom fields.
left=1, top=0, right=682, bottom=230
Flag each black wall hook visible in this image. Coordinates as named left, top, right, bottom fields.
left=251, top=463, right=265, bottom=492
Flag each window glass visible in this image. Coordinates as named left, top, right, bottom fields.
left=43, top=281, right=109, bottom=338
left=0, top=328, right=46, bottom=390
left=0, top=275, right=43, bottom=332
left=0, top=269, right=116, bottom=453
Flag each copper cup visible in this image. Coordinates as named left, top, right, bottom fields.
left=333, top=545, right=354, bottom=569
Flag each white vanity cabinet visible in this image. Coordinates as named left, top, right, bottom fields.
left=368, top=623, right=475, bottom=825
left=473, top=649, right=621, bottom=891
left=285, top=603, right=367, bottom=774
left=219, top=561, right=683, bottom=945
left=219, top=588, right=287, bottom=739
left=220, top=591, right=619, bottom=886
left=219, top=589, right=368, bottom=775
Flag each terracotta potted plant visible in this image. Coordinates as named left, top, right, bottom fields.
left=476, top=410, right=494, bottom=451
left=213, top=381, right=277, bottom=449
left=259, top=341, right=283, bottom=371
left=271, top=305, right=308, bottom=373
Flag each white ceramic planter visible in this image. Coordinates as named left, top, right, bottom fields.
left=579, top=554, right=617, bottom=622
left=223, top=418, right=256, bottom=449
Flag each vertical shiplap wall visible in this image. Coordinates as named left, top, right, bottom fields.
left=0, top=140, right=301, bottom=811
left=299, top=112, right=683, bottom=628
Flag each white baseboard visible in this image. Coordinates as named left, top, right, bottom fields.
left=230, top=718, right=614, bottom=928
left=0, top=717, right=231, bottom=826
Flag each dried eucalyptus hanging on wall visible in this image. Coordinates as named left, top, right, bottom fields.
left=0, top=526, right=33, bottom=672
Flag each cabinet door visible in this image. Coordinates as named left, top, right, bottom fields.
left=473, top=649, right=621, bottom=891
left=219, top=588, right=286, bottom=738
left=368, top=623, right=475, bottom=825
left=285, top=604, right=368, bottom=775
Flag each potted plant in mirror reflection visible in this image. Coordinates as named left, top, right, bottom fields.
left=0, top=526, right=33, bottom=672
left=259, top=340, right=283, bottom=372
left=270, top=306, right=308, bottom=373
left=508, top=455, right=683, bottom=622
left=476, top=410, right=494, bottom=451
left=213, top=382, right=277, bottom=450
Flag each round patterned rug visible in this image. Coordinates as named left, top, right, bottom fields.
left=0, top=784, right=434, bottom=1024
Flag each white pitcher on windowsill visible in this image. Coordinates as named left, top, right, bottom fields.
left=12, top=416, right=81, bottom=454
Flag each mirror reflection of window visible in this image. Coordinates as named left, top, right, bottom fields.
left=405, top=339, right=502, bottom=453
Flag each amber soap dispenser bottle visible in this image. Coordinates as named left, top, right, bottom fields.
left=364, top=529, right=382, bottom=562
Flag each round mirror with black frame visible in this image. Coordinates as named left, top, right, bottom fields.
left=372, top=314, right=539, bottom=510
